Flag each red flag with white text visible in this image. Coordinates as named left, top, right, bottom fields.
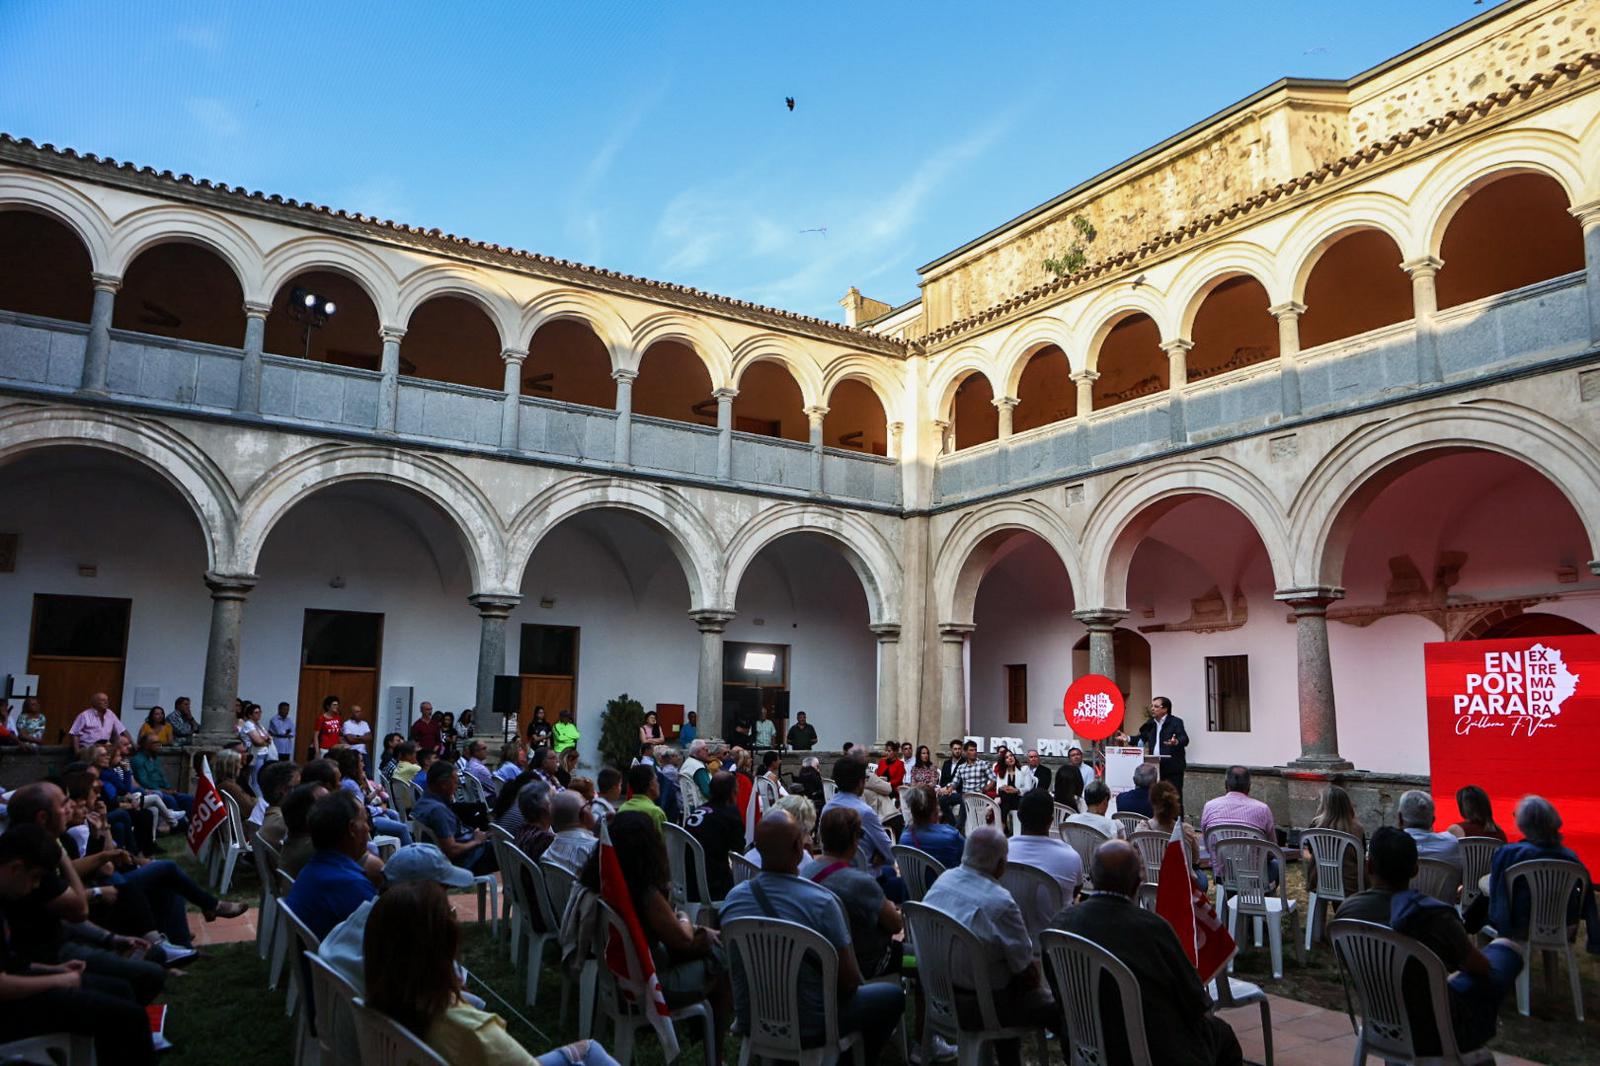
left=1154, top=821, right=1236, bottom=983
left=599, top=816, right=679, bottom=1060
left=185, top=757, right=228, bottom=857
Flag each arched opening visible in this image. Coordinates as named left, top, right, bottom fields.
left=248, top=480, right=482, bottom=755
left=266, top=270, right=382, bottom=369
left=0, top=447, right=212, bottom=741
left=1187, top=276, right=1278, bottom=381
left=1109, top=494, right=1288, bottom=765
left=733, top=361, right=807, bottom=442
left=1092, top=313, right=1165, bottom=410
left=515, top=509, right=701, bottom=762
left=0, top=211, right=92, bottom=322
left=1324, top=448, right=1600, bottom=773
left=951, top=371, right=997, bottom=450
left=1299, top=229, right=1411, bottom=349
left=730, top=532, right=876, bottom=746
left=1437, top=173, right=1585, bottom=309
left=523, top=319, right=615, bottom=409
left=401, top=296, right=503, bottom=392
left=1013, top=345, right=1076, bottom=433
left=1468, top=611, right=1595, bottom=641
left=822, top=379, right=889, bottom=455
left=966, top=529, right=1077, bottom=740
left=633, top=341, right=715, bottom=427
left=114, top=242, right=245, bottom=348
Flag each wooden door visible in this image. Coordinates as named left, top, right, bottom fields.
left=297, top=609, right=383, bottom=760
left=296, top=667, right=378, bottom=760
left=519, top=675, right=575, bottom=724
left=27, top=594, right=131, bottom=741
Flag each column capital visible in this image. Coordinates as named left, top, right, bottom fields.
left=1589, top=560, right=1600, bottom=578
left=1401, top=255, right=1443, bottom=279
left=932, top=418, right=951, bottom=430
left=500, top=347, right=529, bottom=366
left=243, top=300, right=272, bottom=319
left=805, top=404, right=830, bottom=421
left=90, top=272, right=122, bottom=293
left=1070, top=369, right=1100, bottom=384
left=1269, top=301, right=1307, bottom=320
left=937, top=622, right=975, bottom=641
left=887, top=420, right=904, bottom=435
left=870, top=623, right=901, bottom=642
left=992, top=395, right=1020, bottom=412
left=1072, top=608, right=1128, bottom=630
left=1274, top=586, right=1346, bottom=611
left=1159, top=338, right=1194, bottom=355
left=611, top=367, right=639, bottom=383
left=713, top=387, right=739, bottom=401
left=690, top=609, right=735, bottom=633
left=468, top=593, right=521, bottom=618
left=1570, top=199, right=1600, bottom=227
left=379, top=325, right=407, bottom=344
left=204, top=571, right=257, bottom=598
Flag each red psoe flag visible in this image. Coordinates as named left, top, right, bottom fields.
left=742, top=774, right=762, bottom=842
left=598, top=816, right=680, bottom=1060
left=1154, top=821, right=1236, bottom=983
left=185, top=757, right=229, bottom=857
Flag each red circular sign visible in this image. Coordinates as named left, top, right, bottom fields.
left=1063, top=674, right=1125, bottom=740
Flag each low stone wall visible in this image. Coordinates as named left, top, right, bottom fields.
left=0, top=745, right=195, bottom=791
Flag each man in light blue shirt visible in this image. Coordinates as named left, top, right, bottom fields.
left=821, top=754, right=894, bottom=870
left=1399, top=789, right=1463, bottom=870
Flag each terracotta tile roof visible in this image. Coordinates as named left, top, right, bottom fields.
left=0, top=133, right=909, bottom=356
left=917, top=53, right=1600, bottom=348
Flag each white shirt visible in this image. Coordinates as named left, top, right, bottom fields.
left=993, top=764, right=1035, bottom=794
left=922, top=864, right=1035, bottom=988
left=342, top=718, right=372, bottom=755
left=545, top=828, right=597, bottom=872
left=1067, top=810, right=1124, bottom=841
left=1078, top=763, right=1096, bottom=788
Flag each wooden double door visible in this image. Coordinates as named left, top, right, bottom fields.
left=26, top=594, right=130, bottom=742
left=295, top=609, right=382, bottom=759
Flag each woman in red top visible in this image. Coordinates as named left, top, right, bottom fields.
left=876, top=743, right=906, bottom=791
left=315, top=695, right=343, bottom=753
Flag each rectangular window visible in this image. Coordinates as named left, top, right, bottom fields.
left=519, top=624, right=579, bottom=676
left=30, top=594, right=131, bottom=658
left=1006, top=664, right=1027, bottom=724
left=1206, top=655, right=1251, bottom=732
left=302, top=609, right=383, bottom=667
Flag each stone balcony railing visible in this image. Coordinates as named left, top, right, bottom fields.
left=0, top=314, right=903, bottom=509
left=933, top=272, right=1592, bottom=505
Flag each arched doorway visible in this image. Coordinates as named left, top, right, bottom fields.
left=523, top=319, right=616, bottom=408
left=822, top=379, right=889, bottom=454
left=401, top=296, right=503, bottom=391
left=114, top=242, right=246, bottom=348
left=0, top=211, right=93, bottom=322
left=1436, top=172, right=1584, bottom=308
left=967, top=530, right=1078, bottom=742
left=1187, top=275, right=1278, bottom=381
left=633, top=341, right=715, bottom=427
left=1299, top=229, right=1411, bottom=349
left=1014, top=345, right=1076, bottom=433
left=951, top=371, right=997, bottom=450
left=266, top=270, right=383, bottom=369
left=1092, top=313, right=1166, bottom=410
left=734, top=361, right=807, bottom=442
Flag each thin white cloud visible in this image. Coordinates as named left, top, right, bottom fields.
left=175, top=24, right=224, bottom=52
left=185, top=98, right=242, bottom=138
left=567, top=83, right=670, bottom=261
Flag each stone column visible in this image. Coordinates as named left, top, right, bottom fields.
left=691, top=610, right=734, bottom=742
left=887, top=420, right=903, bottom=461
left=235, top=301, right=270, bottom=414
left=200, top=572, right=257, bottom=739
left=1571, top=201, right=1600, bottom=344
left=80, top=273, right=120, bottom=394
left=377, top=327, right=405, bottom=433
left=1403, top=256, right=1443, bottom=385
left=937, top=623, right=974, bottom=740
left=1271, top=301, right=1306, bottom=417
left=932, top=419, right=952, bottom=456
left=993, top=396, right=1018, bottom=439
left=1161, top=340, right=1192, bottom=443
left=872, top=624, right=900, bottom=745
left=806, top=405, right=829, bottom=495
left=499, top=347, right=528, bottom=450
left=1274, top=586, right=1353, bottom=770
left=1072, top=608, right=1127, bottom=681
left=715, top=388, right=738, bottom=480
left=612, top=368, right=638, bottom=466
left=469, top=594, right=520, bottom=725
left=1071, top=370, right=1098, bottom=419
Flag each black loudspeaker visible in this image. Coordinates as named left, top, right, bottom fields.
left=493, top=675, right=522, bottom=718
left=774, top=691, right=791, bottom=719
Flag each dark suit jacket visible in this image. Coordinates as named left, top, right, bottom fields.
left=939, top=756, right=959, bottom=789
left=1031, top=764, right=1053, bottom=793
left=1047, top=894, right=1220, bottom=1066
left=1116, top=785, right=1152, bottom=818
left=1137, top=713, right=1189, bottom=779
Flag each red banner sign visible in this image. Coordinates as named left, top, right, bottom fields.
left=185, top=762, right=229, bottom=857
left=1063, top=674, right=1125, bottom=740
left=1425, top=635, right=1600, bottom=872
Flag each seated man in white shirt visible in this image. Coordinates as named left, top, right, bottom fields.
left=1066, top=780, right=1123, bottom=840
left=1398, top=789, right=1463, bottom=871
left=922, top=827, right=1058, bottom=1066
left=1005, top=790, right=1083, bottom=931
left=543, top=790, right=598, bottom=872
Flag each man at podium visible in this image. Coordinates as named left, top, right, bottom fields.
left=1135, top=696, right=1188, bottom=796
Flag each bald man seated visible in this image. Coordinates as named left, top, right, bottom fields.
left=719, top=811, right=905, bottom=1059
left=1046, top=841, right=1242, bottom=1066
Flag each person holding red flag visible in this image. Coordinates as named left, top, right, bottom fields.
left=1047, top=840, right=1243, bottom=1066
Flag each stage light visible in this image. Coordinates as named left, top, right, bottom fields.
left=323, top=300, right=336, bottom=315
left=744, top=651, right=776, bottom=672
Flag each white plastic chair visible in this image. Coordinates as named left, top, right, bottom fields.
left=960, top=792, right=1002, bottom=834
left=730, top=852, right=760, bottom=886
left=890, top=844, right=945, bottom=902
left=1040, top=928, right=1154, bottom=1066
left=662, top=822, right=722, bottom=923
left=997, top=860, right=1063, bottom=944
left=350, top=998, right=449, bottom=1066
left=1112, top=810, right=1145, bottom=837
left=274, top=868, right=300, bottom=1015
left=757, top=776, right=782, bottom=809
left=1413, top=858, right=1462, bottom=906
left=902, top=901, right=1051, bottom=1066
left=1204, top=821, right=1269, bottom=917
left=0, top=1034, right=94, bottom=1066
left=1330, top=918, right=1494, bottom=1065
left=1456, top=836, right=1504, bottom=914
left=540, top=859, right=596, bottom=1034
left=722, top=916, right=865, bottom=1066
left=1051, top=802, right=1077, bottom=833
left=1212, top=974, right=1274, bottom=1066
left=1128, top=829, right=1168, bottom=884
left=821, top=780, right=837, bottom=803
left=275, top=898, right=324, bottom=1066
left=1059, top=822, right=1109, bottom=879
left=495, top=839, right=559, bottom=1008
left=251, top=834, right=279, bottom=962
left=1214, top=836, right=1301, bottom=979
left=388, top=776, right=415, bottom=820
left=407, top=817, right=499, bottom=934
left=305, top=951, right=362, bottom=1066
left=1301, top=828, right=1364, bottom=950
left=592, top=899, right=717, bottom=1066
left=214, top=788, right=252, bottom=895
left=1505, top=858, right=1589, bottom=1021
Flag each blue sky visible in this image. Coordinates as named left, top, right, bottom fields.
left=0, top=2, right=1509, bottom=321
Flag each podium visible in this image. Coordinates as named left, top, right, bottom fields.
left=1104, top=746, right=1165, bottom=795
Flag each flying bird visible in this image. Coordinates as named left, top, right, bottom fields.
left=799, top=226, right=828, bottom=238
left=785, top=97, right=795, bottom=111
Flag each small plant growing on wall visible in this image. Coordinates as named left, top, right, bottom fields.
left=1043, top=214, right=1098, bottom=278
left=599, top=693, right=646, bottom=770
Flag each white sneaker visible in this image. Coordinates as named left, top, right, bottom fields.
left=931, top=1036, right=958, bottom=1061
